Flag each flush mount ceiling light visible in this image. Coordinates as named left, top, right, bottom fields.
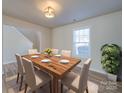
left=44, top=7, right=55, bottom=18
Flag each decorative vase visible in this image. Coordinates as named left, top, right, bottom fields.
left=45, top=53, right=52, bottom=58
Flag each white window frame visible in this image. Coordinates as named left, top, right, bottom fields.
left=72, top=28, right=91, bottom=58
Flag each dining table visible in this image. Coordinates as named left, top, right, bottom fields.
left=22, top=54, right=81, bottom=93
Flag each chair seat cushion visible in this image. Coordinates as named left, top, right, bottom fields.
left=61, top=72, right=80, bottom=91
left=31, top=70, right=51, bottom=91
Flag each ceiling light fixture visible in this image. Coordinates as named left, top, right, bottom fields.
left=44, top=7, right=55, bottom=18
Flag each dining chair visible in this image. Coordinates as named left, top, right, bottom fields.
left=61, top=58, right=91, bottom=93
left=15, top=53, right=25, bottom=91
left=22, top=57, right=52, bottom=93
left=28, top=48, right=41, bottom=70
left=61, top=50, right=71, bottom=57
left=28, top=49, right=39, bottom=54
left=52, top=48, right=59, bottom=55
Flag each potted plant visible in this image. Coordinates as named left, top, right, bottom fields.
left=44, top=48, right=53, bottom=57
left=101, top=44, right=121, bottom=81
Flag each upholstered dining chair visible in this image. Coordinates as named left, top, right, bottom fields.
left=61, top=58, right=91, bottom=93
left=61, top=50, right=71, bottom=57
left=28, top=49, right=41, bottom=70
left=52, top=48, right=59, bottom=55
left=15, top=53, right=25, bottom=91
left=22, top=57, right=52, bottom=93
left=28, top=49, right=39, bottom=54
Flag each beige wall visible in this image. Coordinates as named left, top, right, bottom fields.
left=52, top=11, right=122, bottom=74
left=3, top=15, right=52, bottom=51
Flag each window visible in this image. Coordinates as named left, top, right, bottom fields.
left=73, top=28, right=90, bottom=58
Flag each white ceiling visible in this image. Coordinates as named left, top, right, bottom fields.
left=3, top=0, right=122, bottom=28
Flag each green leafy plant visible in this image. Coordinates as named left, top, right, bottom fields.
left=44, top=48, right=52, bottom=55
left=101, top=44, right=121, bottom=75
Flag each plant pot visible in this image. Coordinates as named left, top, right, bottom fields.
left=107, top=73, right=117, bottom=81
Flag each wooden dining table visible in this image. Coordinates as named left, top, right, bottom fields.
left=23, top=54, right=81, bottom=93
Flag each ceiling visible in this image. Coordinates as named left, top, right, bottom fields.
left=3, top=0, right=122, bottom=28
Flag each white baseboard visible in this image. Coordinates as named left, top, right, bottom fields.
left=77, top=64, right=106, bottom=75
left=3, top=60, right=16, bottom=65
left=89, top=68, right=107, bottom=75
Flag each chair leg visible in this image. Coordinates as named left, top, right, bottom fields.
left=19, top=75, right=23, bottom=91
left=24, top=84, right=28, bottom=93
left=49, top=81, right=52, bottom=93
left=16, top=73, right=19, bottom=83
left=86, top=86, right=88, bottom=93
left=61, top=83, right=63, bottom=93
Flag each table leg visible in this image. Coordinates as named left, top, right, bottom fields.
left=52, top=77, right=59, bottom=93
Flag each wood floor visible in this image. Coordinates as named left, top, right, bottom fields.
left=3, top=62, right=122, bottom=93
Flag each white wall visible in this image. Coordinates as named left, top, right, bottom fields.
left=3, top=11, right=122, bottom=74
left=52, top=11, right=122, bottom=74
left=3, top=15, right=51, bottom=51
left=3, top=25, right=33, bottom=64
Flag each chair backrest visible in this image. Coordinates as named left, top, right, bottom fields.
left=78, top=58, right=91, bottom=93
left=52, top=48, right=59, bottom=55
left=22, top=57, right=36, bottom=88
left=15, top=54, right=24, bottom=74
left=28, top=49, right=38, bottom=54
left=61, top=50, right=71, bottom=57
